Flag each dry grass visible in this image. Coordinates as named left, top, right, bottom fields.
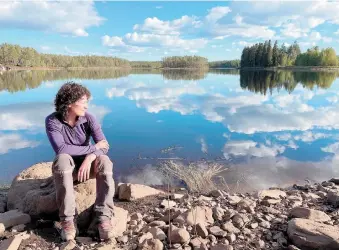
left=159, top=160, right=228, bottom=194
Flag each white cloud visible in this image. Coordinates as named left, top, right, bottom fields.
left=237, top=41, right=254, bottom=47
left=294, top=131, right=329, bottom=142
left=134, top=16, right=200, bottom=35
left=103, top=32, right=207, bottom=51
left=155, top=6, right=163, bottom=9
left=223, top=140, right=285, bottom=160
left=0, top=102, right=109, bottom=131
left=0, top=1, right=104, bottom=37
left=0, top=133, right=39, bottom=154
left=206, top=6, right=231, bottom=23
left=102, top=36, right=125, bottom=47
left=41, top=46, right=50, bottom=51
left=199, top=137, right=208, bottom=154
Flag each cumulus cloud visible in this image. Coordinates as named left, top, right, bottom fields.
left=0, top=102, right=109, bottom=131
left=205, top=6, right=231, bottom=23
left=223, top=140, right=285, bottom=160
left=134, top=16, right=201, bottom=35
left=0, top=133, right=39, bottom=154
left=0, top=1, right=104, bottom=36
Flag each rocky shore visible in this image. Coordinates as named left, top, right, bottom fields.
left=1, top=163, right=339, bottom=250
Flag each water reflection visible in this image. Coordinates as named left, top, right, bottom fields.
left=1, top=69, right=337, bottom=94
left=1, top=68, right=339, bottom=190
left=240, top=70, right=337, bottom=95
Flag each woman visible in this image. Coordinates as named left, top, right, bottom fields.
left=45, top=82, right=114, bottom=241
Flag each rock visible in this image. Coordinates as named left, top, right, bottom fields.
left=96, top=240, right=117, bottom=250
left=212, top=206, right=224, bottom=221
left=211, top=244, right=233, bottom=250
left=76, top=237, right=94, bottom=245
left=174, top=206, right=213, bottom=226
left=148, top=227, right=166, bottom=241
left=195, top=222, right=208, bottom=238
left=259, top=221, right=270, bottom=229
left=262, top=207, right=280, bottom=215
left=327, top=190, right=339, bottom=207
left=232, top=213, right=249, bottom=228
left=171, top=194, right=184, bottom=200
left=148, top=221, right=166, bottom=227
left=0, top=234, right=24, bottom=250
left=329, top=178, right=339, bottom=185
left=169, top=228, right=190, bottom=244
left=131, top=213, right=143, bottom=221
left=226, top=233, right=236, bottom=243
left=258, top=189, right=286, bottom=199
left=221, top=221, right=240, bottom=234
left=287, top=218, right=339, bottom=249
left=11, top=224, right=25, bottom=232
left=139, top=232, right=153, bottom=244
left=224, top=209, right=236, bottom=220
left=228, top=195, right=241, bottom=205
left=117, top=235, right=128, bottom=244
left=261, top=199, right=281, bottom=205
left=237, top=199, right=256, bottom=213
left=0, top=224, right=5, bottom=236
left=118, top=183, right=164, bottom=201
left=209, top=226, right=227, bottom=237
left=250, top=222, right=258, bottom=229
left=289, top=207, right=331, bottom=222
left=254, top=240, right=265, bottom=248
left=139, top=239, right=163, bottom=250
left=7, top=163, right=96, bottom=229
left=210, top=190, right=224, bottom=198
left=60, top=240, right=76, bottom=250
left=0, top=210, right=30, bottom=229
left=160, top=200, right=177, bottom=209
left=190, top=237, right=208, bottom=250
left=198, top=195, right=212, bottom=201
left=0, top=193, right=7, bottom=213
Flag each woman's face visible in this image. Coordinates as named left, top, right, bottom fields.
left=69, top=95, right=89, bottom=117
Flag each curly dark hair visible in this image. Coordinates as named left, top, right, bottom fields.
left=54, top=82, right=91, bottom=119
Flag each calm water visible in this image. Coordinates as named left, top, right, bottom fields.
left=1, top=68, right=339, bottom=190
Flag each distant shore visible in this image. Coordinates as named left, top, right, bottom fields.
left=3, top=65, right=339, bottom=72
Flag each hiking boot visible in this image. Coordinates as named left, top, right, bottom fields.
left=98, top=220, right=114, bottom=241
left=60, top=220, right=77, bottom=241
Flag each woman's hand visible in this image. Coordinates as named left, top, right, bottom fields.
left=95, top=140, right=109, bottom=150
left=78, top=153, right=96, bottom=182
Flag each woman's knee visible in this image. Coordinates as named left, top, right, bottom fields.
left=52, top=154, right=74, bottom=172
left=97, top=155, right=113, bottom=174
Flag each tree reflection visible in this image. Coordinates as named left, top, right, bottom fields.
left=240, top=70, right=337, bottom=95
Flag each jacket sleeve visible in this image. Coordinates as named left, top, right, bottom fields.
left=46, top=116, right=97, bottom=156
left=86, top=112, right=108, bottom=156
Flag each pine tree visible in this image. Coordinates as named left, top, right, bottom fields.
left=272, top=41, right=279, bottom=66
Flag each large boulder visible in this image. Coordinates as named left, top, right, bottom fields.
left=7, top=162, right=124, bottom=231
left=287, top=218, right=339, bottom=250
left=174, top=206, right=214, bottom=226
left=289, top=207, right=331, bottom=222
left=118, top=183, right=165, bottom=201
left=258, top=189, right=287, bottom=200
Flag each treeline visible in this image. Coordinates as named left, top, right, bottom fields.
left=295, top=46, right=338, bottom=66
left=241, top=40, right=339, bottom=68
left=241, top=40, right=301, bottom=68
left=0, top=43, right=130, bottom=68
left=162, top=56, right=208, bottom=68
left=130, top=61, right=162, bottom=68
left=209, top=60, right=240, bottom=68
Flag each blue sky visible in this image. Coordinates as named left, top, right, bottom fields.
left=1, top=1, right=339, bottom=61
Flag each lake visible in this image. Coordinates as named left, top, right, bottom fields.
left=1, top=68, right=339, bottom=191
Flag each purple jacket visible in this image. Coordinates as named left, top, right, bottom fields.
left=45, top=112, right=107, bottom=156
